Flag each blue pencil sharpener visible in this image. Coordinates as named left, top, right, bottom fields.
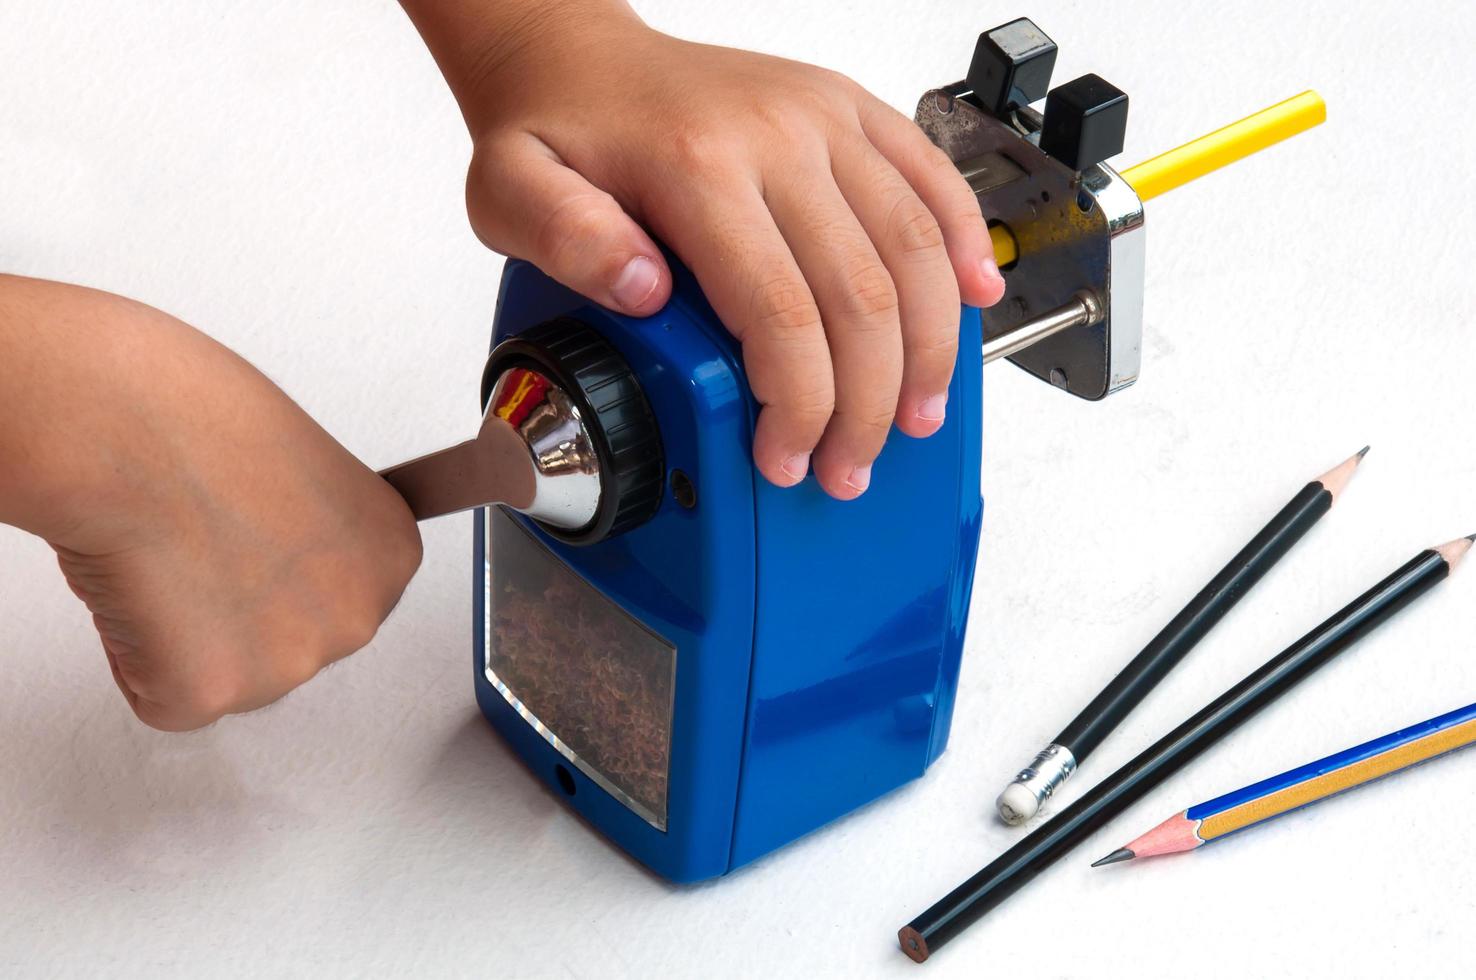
left=473, top=260, right=986, bottom=882
left=382, top=18, right=1149, bottom=882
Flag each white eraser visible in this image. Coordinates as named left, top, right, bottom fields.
left=996, top=783, right=1040, bottom=825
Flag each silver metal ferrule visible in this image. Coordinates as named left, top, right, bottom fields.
left=999, top=743, right=1077, bottom=824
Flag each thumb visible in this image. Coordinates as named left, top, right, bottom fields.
left=466, top=132, right=671, bottom=317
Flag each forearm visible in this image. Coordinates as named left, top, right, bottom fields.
left=0, top=276, right=172, bottom=544
left=397, top=0, right=644, bottom=132
left=0, top=276, right=347, bottom=553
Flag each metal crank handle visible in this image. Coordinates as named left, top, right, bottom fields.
left=379, top=418, right=535, bottom=521
left=378, top=365, right=602, bottom=529
left=982, top=290, right=1103, bottom=364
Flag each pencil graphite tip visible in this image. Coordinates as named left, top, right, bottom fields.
left=1091, top=848, right=1136, bottom=868
left=1357, top=445, right=1371, bottom=460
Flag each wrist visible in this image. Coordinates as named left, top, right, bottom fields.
left=399, top=0, right=650, bottom=137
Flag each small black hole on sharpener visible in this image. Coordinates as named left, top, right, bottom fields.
left=555, top=764, right=576, bottom=796
left=671, top=470, right=697, bottom=509
left=1040, top=190, right=1051, bottom=203
left=1076, top=189, right=1094, bottom=213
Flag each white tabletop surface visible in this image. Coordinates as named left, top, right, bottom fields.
left=5, top=1, right=1476, bottom=976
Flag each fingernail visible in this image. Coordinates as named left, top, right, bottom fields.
left=781, top=452, right=811, bottom=483
left=976, top=257, right=1007, bottom=308
left=611, top=256, right=660, bottom=313
left=845, top=465, right=872, bottom=494
left=917, top=393, right=948, bottom=423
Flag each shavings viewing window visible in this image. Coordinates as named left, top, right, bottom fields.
left=483, top=507, right=676, bottom=829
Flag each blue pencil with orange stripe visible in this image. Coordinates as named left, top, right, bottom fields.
left=1092, top=700, right=1476, bottom=866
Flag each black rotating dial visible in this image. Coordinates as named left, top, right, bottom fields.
left=480, top=317, right=665, bottom=545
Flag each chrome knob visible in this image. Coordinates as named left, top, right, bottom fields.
left=380, top=318, right=664, bottom=545
left=485, top=365, right=602, bottom=529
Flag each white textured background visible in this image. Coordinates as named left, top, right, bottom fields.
left=3, top=1, right=1474, bottom=977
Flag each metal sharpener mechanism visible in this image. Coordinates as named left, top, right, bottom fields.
left=917, top=17, right=1145, bottom=400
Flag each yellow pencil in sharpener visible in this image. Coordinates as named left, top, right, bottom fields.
left=987, top=90, right=1326, bottom=266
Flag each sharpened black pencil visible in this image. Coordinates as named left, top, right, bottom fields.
left=902, top=534, right=1471, bottom=963
left=996, top=448, right=1369, bottom=825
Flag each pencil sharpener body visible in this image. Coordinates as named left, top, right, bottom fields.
left=466, top=16, right=1146, bottom=882
left=473, top=259, right=984, bottom=882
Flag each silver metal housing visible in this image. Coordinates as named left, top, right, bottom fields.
left=915, top=90, right=1146, bottom=400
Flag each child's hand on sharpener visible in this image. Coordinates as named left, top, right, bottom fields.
left=403, top=1, right=1007, bottom=499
